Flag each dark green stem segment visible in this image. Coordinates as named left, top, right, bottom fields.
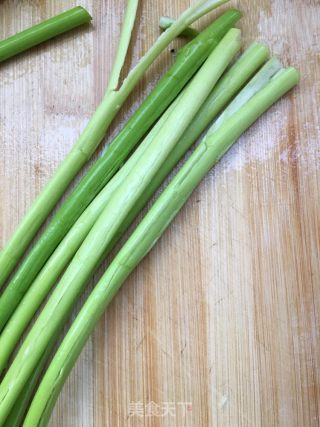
left=0, top=9, right=241, bottom=332
left=0, top=6, right=92, bottom=62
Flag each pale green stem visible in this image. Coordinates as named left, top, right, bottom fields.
left=209, top=56, right=282, bottom=134
left=107, top=0, right=139, bottom=92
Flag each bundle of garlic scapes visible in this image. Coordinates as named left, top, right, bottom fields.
left=0, top=1, right=299, bottom=425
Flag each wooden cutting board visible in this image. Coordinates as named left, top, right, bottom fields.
left=0, top=1, right=319, bottom=426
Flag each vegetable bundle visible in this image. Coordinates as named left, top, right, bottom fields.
left=0, top=7, right=240, bottom=331
left=0, top=0, right=299, bottom=426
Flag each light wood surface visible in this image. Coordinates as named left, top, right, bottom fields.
left=0, top=1, right=319, bottom=426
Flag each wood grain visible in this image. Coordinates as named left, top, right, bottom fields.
left=0, top=1, right=319, bottom=426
